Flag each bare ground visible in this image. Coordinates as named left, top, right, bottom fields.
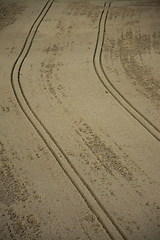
left=0, top=1, right=160, bottom=239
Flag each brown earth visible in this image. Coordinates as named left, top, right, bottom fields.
left=0, top=1, right=160, bottom=240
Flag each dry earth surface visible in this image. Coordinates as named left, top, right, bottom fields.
left=0, top=0, right=160, bottom=240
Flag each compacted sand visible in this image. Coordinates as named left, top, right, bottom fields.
left=0, top=0, right=160, bottom=239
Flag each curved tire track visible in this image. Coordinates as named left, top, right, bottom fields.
left=93, top=2, right=160, bottom=142
left=11, top=1, right=128, bottom=239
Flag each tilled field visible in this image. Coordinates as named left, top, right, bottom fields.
left=0, top=1, right=160, bottom=239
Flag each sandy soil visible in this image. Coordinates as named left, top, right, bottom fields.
left=0, top=0, right=160, bottom=239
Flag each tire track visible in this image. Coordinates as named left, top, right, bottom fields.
left=10, top=1, right=128, bottom=239
left=93, top=2, right=160, bottom=142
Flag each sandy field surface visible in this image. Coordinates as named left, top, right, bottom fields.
left=0, top=0, right=160, bottom=239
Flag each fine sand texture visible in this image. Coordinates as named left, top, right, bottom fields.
left=0, top=0, right=160, bottom=239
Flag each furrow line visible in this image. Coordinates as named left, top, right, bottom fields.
left=93, top=2, right=160, bottom=142
left=11, top=1, right=127, bottom=239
